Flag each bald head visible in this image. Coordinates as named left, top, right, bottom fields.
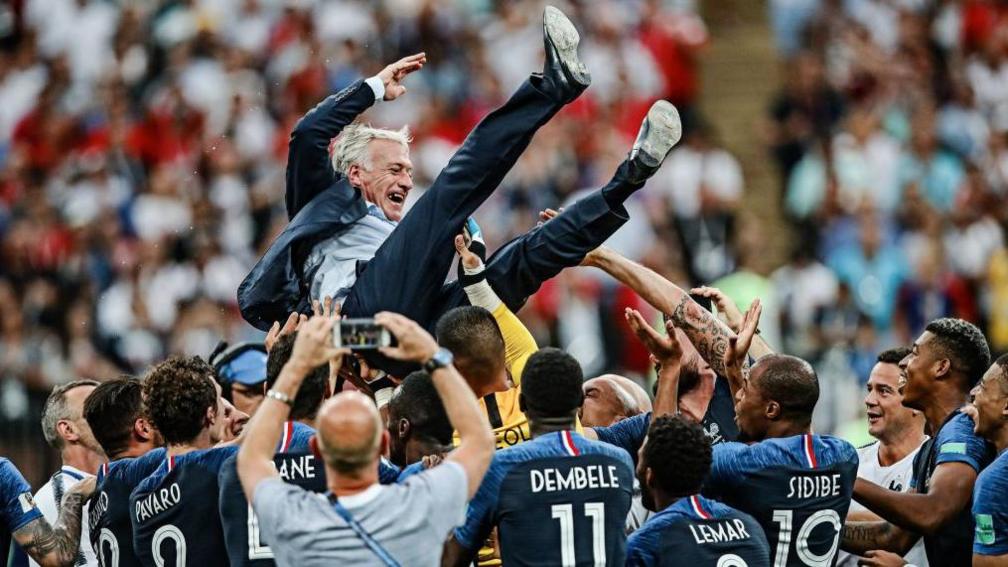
left=315, top=392, right=384, bottom=475
left=581, top=374, right=651, bottom=428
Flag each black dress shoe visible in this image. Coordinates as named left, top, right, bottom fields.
left=542, top=6, right=590, bottom=103
left=627, top=100, right=682, bottom=181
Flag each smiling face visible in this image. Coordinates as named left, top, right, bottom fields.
left=733, top=361, right=771, bottom=442
left=865, top=361, right=919, bottom=441
left=968, top=363, right=1008, bottom=440
left=350, top=139, right=414, bottom=222
left=899, top=331, right=945, bottom=410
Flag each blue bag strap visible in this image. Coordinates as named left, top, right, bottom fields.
left=328, top=495, right=401, bottom=567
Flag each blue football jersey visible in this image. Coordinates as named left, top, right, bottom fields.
left=1, top=458, right=43, bottom=564
left=89, top=448, right=166, bottom=567
left=455, top=430, right=634, bottom=566
left=910, top=410, right=996, bottom=565
left=218, top=422, right=326, bottom=567
left=130, top=446, right=237, bottom=566
left=704, top=434, right=858, bottom=567
left=973, top=449, right=1008, bottom=557
left=626, top=494, right=770, bottom=566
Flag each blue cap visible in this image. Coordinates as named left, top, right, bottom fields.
left=217, top=349, right=268, bottom=386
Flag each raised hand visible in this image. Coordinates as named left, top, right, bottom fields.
left=377, top=53, right=427, bottom=101
left=625, top=308, right=682, bottom=366
left=690, top=285, right=743, bottom=332
left=375, top=311, right=439, bottom=363
left=265, top=311, right=304, bottom=353
left=724, top=299, right=762, bottom=390
left=455, top=234, right=482, bottom=270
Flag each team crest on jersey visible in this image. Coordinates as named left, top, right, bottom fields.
left=18, top=491, right=36, bottom=513
left=976, top=513, right=996, bottom=545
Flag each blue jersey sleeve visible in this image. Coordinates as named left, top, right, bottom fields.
left=287, top=422, right=316, bottom=453
left=624, top=526, right=659, bottom=566
left=378, top=458, right=401, bottom=485
left=934, top=413, right=991, bottom=472
left=703, top=442, right=750, bottom=499
left=592, top=412, right=650, bottom=461
left=453, top=455, right=509, bottom=552
left=0, top=460, right=42, bottom=533
left=973, top=454, right=1008, bottom=556
left=200, top=446, right=240, bottom=471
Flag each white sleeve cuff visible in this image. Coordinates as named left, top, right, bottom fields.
left=364, top=76, right=385, bottom=102
left=463, top=277, right=503, bottom=313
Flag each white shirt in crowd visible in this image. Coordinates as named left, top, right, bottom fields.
left=835, top=440, right=929, bottom=567
left=28, top=465, right=96, bottom=567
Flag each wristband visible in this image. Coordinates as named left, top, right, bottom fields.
left=375, top=387, right=395, bottom=409
left=266, top=389, right=294, bottom=407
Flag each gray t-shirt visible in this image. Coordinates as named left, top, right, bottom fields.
left=253, top=461, right=467, bottom=566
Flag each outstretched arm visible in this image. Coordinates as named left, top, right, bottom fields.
left=840, top=520, right=919, bottom=557
left=625, top=309, right=683, bottom=418
left=13, top=477, right=95, bottom=567
left=285, top=53, right=426, bottom=218
left=582, top=245, right=735, bottom=376
left=691, top=286, right=774, bottom=359
left=852, top=464, right=978, bottom=536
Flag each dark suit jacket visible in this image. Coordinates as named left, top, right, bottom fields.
left=238, top=80, right=375, bottom=330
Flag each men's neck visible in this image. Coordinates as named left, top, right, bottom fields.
left=167, top=433, right=213, bottom=458
left=678, top=376, right=716, bottom=423
left=62, top=444, right=104, bottom=475
left=111, top=441, right=156, bottom=462
left=650, top=489, right=682, bottom=513
left=876, top=427, right=927, bottom=467
left=988, top=425, right=1008, bottom=455
left=529, top=418, right=577, bottom=438
left=406, top=439, right=452, bottom=466
left=328, top=467, right=380, bottom=498
left=921, top=388, right=968, bottom=435
left=765, top=420, right=811, bottom=440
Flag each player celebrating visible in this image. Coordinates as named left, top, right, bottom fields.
left=627, top=414, right=769, bottom=566
left=129, top=357, right=248, bottom=566
left=1, top=457, right=95, bottom=567
left=841, top=318, right=996, bottom=566
left=704, top=352, right=859, bottom=567
left=444, top=348, right=634, bottom=567
left=83, top=378, right=165, bottom=567
left=965, top=354, right=1008, bottom=565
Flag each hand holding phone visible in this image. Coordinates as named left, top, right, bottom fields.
left=332, top=318, right=393, bottom=350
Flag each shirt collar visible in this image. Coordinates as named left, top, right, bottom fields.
left=60, top=465, right=91, bottom=481
left=336, top=483, right=384, bottom=508
left=364, top=201, right=394, bottom=224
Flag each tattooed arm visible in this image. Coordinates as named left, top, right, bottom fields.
left=583, top=246, right=735, bottom=376
left=840, top=520, right=919, bottom=557
left=13, top=476, right=95, bottom=567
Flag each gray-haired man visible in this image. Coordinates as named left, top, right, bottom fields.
left=239, top=6, right=682, bottom=376
left=25, top=380, right=104, bottom=567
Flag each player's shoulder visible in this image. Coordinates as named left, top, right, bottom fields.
left=576, top=434, right=634, bottom=468
left=977, top=451, right=1008, bottom=493
left=0, top=457, right=28, bottom=489
left=940, top=411, right=981, bottom=439
left=182, top=445, right=239, bottom=470
left=813, top=434, right=859, bottom=464
left=110, top=448, right=167, bottom=482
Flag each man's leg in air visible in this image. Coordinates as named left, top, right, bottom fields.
left=343, top=7, right=588, bottom=328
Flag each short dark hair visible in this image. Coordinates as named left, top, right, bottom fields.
left=143, top=356, right=218, bottom=445
left=436, top=307, right=505, bottom=381
left=266, top=332, right=329, bottom=421
left=84, top=378, right=144, bottom=457
left=993, top=353, right=1008, bottom=394
left=925, top=318, right=991, bottom=388
left=753, top=354, right=819, bottom=422
left=521, top=348, right=584, bottom=417
left=389, top=371, right=453, bottom=445
left=644, top=415, right=712, bottom=495
left=877, top=347, right=911, bottom=365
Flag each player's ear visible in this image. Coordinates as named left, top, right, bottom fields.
left=765, top=401, right=781, bottom=420
left=347, top=163, right=367, bottom=189
left=397, top=418, right=410, bottom=439
left=135, top=417, right=152, bottom=442
left=933, top=357, right=951, bottom=380
left=57, top=419, right=79, bottom=442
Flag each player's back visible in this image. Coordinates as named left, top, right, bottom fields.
left=218, top=422, right=326, bottom=566
left=704, top=434, right=858, bottom=567
left=456, top=430, right=634, bottom=567
left=626, top=494, right=770, bottom=567
left=89, top=448, right=166, bottom=567
left=130, top=446, right=237, bottom=566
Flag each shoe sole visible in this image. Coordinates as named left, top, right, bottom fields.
left=544, top=6, right=591, bottom=87
left=637, top=101, right=682, bottom=168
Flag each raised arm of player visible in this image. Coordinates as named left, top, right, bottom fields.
left=13, top=476, right=95, bottom=567
left=691, top=285, right=774, bottom=359
left=582, top=244, right=736, bottom=376
left=625, top=308, right=682, bottom=417
left=722, top=299, right=762, bottom=402
left=237, top=315, right=348, bottom=500
left=285, top=53, right=426, bottom=218
left=375, top=312, right=495, bottom=498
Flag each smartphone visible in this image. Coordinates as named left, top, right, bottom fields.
left=333, top=318, right=392, bottom=350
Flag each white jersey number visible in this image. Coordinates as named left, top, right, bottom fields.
left=771, top=509, right=841, bottom=567
left=550, top=502, right=606, bottom=567
left=151, top=524, right=186, bottom=567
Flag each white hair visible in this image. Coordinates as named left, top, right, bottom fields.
left=330, top=123, right=412, bottom=175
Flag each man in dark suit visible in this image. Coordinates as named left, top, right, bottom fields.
left=239, top=6, right=681, bottom=376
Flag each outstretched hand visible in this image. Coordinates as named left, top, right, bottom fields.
left=690, top=286, right=743, bottom=332
left=724, top=299, right=762, bottom=385
left=288, top=315, right=348, bottom=373
left=455, top=234, right=482, bottom=270
left=378, top=53, right=427, bottom=101
left=265, top=312, right=305, bottom=353
left=625, top=308, right=682, bottom=366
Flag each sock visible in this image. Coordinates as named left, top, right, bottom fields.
left=601, top=160, right=647, bottom=210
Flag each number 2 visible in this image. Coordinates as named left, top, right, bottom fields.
left=550, top=502, right=606, bottom=567
left=771, top=509, right=841, bottom=567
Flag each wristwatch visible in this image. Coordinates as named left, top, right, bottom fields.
left=423, top=348, right=454, bottom=373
